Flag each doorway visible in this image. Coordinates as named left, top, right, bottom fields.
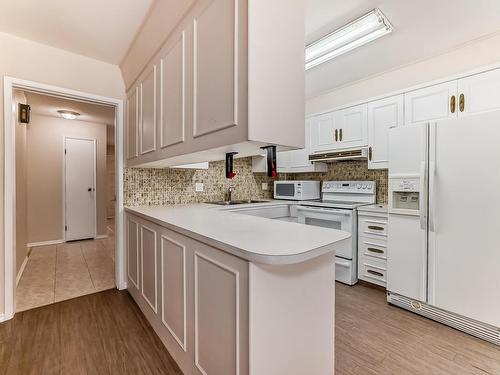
left=64, top=137, right=97, bottom=241
left=3, top=77, right=125, bottom=320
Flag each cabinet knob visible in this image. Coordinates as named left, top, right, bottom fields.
left=450, top=95, right=456, bottom=113
left=339, top=128, right=343, bottom=141
left=459, top=93, right=465, bottom=112
left=334, top=129, right=338, bottom=142
left=368, top=146, right=373, bottom=161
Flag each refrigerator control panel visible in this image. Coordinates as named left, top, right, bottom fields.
left=389, top=177, right=421, bottom=215
left=390, top=178, right=419, bottom=192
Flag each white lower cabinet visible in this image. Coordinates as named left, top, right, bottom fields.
left=126, top=213, right=248, bottom=375
left=357, top=209, right=388, bottom=287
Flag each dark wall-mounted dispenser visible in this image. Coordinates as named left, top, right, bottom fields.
left=225, top=152, right=239, bottom=179
left=19, top=104, right=31, bottom=124
left=260, top=145, right=277, bottom=178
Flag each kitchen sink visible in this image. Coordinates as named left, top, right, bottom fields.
left=208, top=199, right=270, bottom=205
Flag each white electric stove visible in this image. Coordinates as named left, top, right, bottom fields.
left=297, top=181, right=376, bottom=285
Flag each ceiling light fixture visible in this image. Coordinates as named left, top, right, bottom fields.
left=305, top=8, right=393, bottom=70
left=57, top=110, right=80, bottom=120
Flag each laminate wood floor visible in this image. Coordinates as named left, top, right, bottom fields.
left=0, top=289, right=182, bottom=375
left=336, top=282, right=500, bottom=375
left=2, top=282, right=500, bottom=374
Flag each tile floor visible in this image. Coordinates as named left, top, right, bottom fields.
left=16, top=221, right=115, bottom=312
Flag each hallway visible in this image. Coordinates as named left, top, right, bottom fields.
left=16, top=233, right=115, bottom=312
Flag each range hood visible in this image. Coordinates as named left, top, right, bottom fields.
left=309, top=147, right=368, bottom=162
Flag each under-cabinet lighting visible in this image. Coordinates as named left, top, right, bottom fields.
left=57, top=110, right=80, bottom=120
left=305, top=8, right=393, bottom=70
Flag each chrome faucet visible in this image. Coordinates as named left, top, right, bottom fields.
left=227, top=187, right=234, bottom=202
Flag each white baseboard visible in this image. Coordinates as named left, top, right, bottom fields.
left=27, top=239, right=64, bottom=248
left=95, top=234, right=108, bottom=239
left=16, top=256, right=29, bottom=286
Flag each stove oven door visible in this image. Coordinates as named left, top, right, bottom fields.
left=296, top=206, right=354, bottom=259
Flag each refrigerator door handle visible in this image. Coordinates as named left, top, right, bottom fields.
left=419, top=161, right=427, bottom=230
left=429, top=161, right=436, bottom=232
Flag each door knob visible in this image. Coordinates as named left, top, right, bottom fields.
left=88, top=188, right=92, bottom=192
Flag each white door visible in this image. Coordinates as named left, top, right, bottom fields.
left=336, top=104, right=368, bottom=150
left=457, top=68, right=500, bottom=117
left=428, top=112, right=500, bottom=327
left=368, top=95, right=403, bottom=169
left=404, top=81, right=458, bottom=125
left=65, top=137, right=96, bottom=241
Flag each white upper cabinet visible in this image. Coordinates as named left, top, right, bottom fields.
left=367, top=95, right=403, bottom=169
left=457, top=68, right=500, bottom=116
left=404, top=81, right=457, bottom=125
left=336, top=104, right=368, bottom=149
left=125, top=0, right=305, bottom=168
left=310, top=104, right=367, bottom=154
left=126, top=87, right=139, bottom=160
left=160, top=31, right=187, bottom=149
left=310, top=112, right=336, bottom=153
left=192, top=0, right=239, bottom=138
left=140, top=66, right=157, bottom=155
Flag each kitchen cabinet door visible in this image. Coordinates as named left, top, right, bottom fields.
left=192, top=0, right=242, bottom=138
left=310, top=112, right=337, bottom=153
left=192, top=241, right=249, bottom=375
left=404, top=81, right=457, bottom=125
left=457, top=68, right=500, bottom=117
left=336, top=103, right=368, bottom=149
left=140, top=65, right=157, bottom=154
left=140, top=221, right=159, bottom=314
left=160, top=31, right=187, bottom=149
left=368, top=95, right=403, bottom=169
left=127, top=215, right=140, bottom=290
left=126, top=87, right=139, bottom=160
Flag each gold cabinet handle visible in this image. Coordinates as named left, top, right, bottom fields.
left=367, top=269, right=384, bottom=277
left=459, top=93, right=465, bottom=112
left=339, top=128, right=343, bottom=141
left=450, top=95, right=456, bottom=113
left=334, top=129, right=338, bottom=142
left=367, top=247, right=384, bottom=254
left=368, top=225, right=384, bottom=231
left=368, top=146, right=373, bottom=161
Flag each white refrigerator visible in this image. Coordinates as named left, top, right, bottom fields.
left=387, top=111, right=500, bottom=345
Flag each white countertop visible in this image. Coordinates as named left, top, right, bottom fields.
left=125, top=201, right=350, bottom=265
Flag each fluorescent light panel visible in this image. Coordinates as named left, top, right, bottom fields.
left=306, top=9, right=393, bottom=70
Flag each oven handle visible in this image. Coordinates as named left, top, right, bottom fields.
left=296, top=206, right=351, bottom=215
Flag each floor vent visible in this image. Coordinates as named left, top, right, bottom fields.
left=387, top=292, right=500, bottom=346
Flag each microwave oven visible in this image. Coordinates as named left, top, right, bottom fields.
left=274, top=181, right=320, bottom=201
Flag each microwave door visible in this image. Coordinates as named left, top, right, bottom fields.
left=275, top=183, right=295, bottom=199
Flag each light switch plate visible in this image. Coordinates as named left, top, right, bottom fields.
left=262, top=183, right=268, bottom=190
left=195, top=183, right=204, bottom=192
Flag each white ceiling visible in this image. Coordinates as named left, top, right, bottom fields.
left=0, top=0, right=153, bottom=64
left=25, top=92, right=116, bottom=145
left=305, top=0, right=500, bottom=98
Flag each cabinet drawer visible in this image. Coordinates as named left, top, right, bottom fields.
left=359, top=237, right=387, bottom=260
left=359, top=259, right=387, bottom=287
left=359, top=216, right=388, bottom=237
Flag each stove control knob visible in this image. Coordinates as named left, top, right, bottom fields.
left=356, top=184, right=361, bottom=189
left=362, top=184, right=367, bottom=189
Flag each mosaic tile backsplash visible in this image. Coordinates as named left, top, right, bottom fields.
left=124, top=157, right=388, bottom=207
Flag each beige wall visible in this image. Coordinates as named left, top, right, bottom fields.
left=0, top=31, right=124, bottom=314
left=307, top=32, right=500, bottom=115
left=26, top=114, right=107, bottom=243
left=14, top=90, right=28, bottom=277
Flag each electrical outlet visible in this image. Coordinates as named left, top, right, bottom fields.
left=195, top=183, right=204, bottom=192
left=262, top=183, right=268, bottom=190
